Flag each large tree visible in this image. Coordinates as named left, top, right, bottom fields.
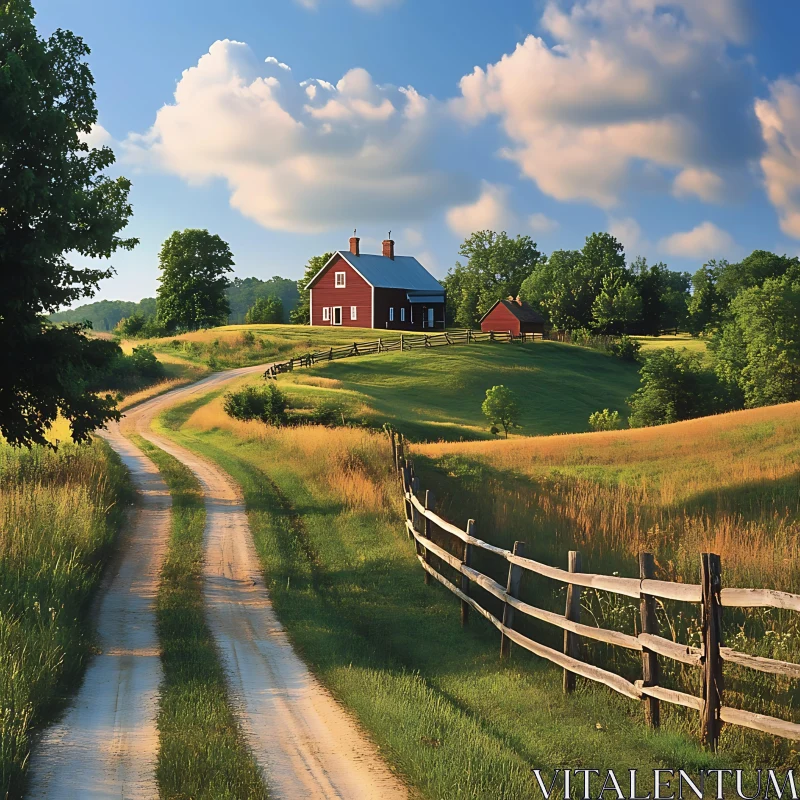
left=629, top=258, right=691, bottom=335
left=443, top=231, right=542, bottom=328
left=711, top=268, right=800, bottom=408
left=520, top=232, right=629, bottom=331
left=156, top=229, right=234, bottom=331
left=290, top=252, right=334, bottom=324
left=0, top=0, right=137, bottom=447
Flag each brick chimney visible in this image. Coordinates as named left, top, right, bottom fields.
left=382, top=238, right=395, bottom=260
left=350, top=234, right=360, bottom=257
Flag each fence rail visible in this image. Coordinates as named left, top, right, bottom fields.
left=391, top=432, right=800, bottom=750
left=264, top=329, right=541, bottom=377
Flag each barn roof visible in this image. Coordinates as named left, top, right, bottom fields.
left=479, top=298, right=547, bottom=325
left=307, top=251, right=444, bottom=293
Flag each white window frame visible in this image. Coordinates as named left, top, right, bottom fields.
left=389, top=307, right=395, bottom=322
left=333, top=306, right=343, bottom=326
left=400, top=308, right=406, bottom=322
left=351, top=306, right=358, bottom=321
left=322, top=307, right=330, bottom=322
left=335, top=271, right=346, bottom=288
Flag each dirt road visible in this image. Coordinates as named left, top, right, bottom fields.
left=27, top=424, right=170, bottom=799
left=124, top=366, right=407, bottom=799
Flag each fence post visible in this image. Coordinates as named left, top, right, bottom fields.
left=508, top=330, right=513, bottom=342
left=701, top=553, right=724, bottom=751
left=461, top=520, right=475, bottom=627
left=639, top=552, right=660, bottom=728
left=500, top=542, right=526, bottom=659
left=422, top=491, right=435, bottom=586
left=490, top=331, right=495, bottom=342
left=468, top=329, right=473, bottom=344
left=378, top=338, right=383, bottom=353
left=563, top=550, right=582, bottom=693
left=401, top=334, right=405, bottom=351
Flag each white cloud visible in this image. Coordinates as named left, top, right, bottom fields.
left=609, top=216, right=651, bottom=258
left=80, top=123, right=112, bottom=149
left=673, top=168, right=725, bottom=203
left=446, top=182, right=515, bottom=237
left=265, top=56, right=290, bottom=71
left=756, top=75, right=800, bottom=239
left=403, top=227, right=424, bottom=247
left=659, top=221, right=737, bottom=259
left=124, top=40, right=470, bottom=233
left=528, top=212, right=559, bottom=234
left=452, top=0, right=759, bottom=208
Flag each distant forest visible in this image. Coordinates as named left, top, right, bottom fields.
left=50, top=276, right=300, bottom=331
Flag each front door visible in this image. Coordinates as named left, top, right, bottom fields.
left=333, top=306, right=342, bottom=326
left=427, top=307, right=435, bottom=329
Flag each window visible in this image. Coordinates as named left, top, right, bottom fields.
left=351, top=306, right=357, bottom=321
left=400, top=308, right=406, bottom=322
left=335, top=271, right=346, bottom=288
left=322, top=307, right=330, bottom=322
left=389, top=307, right=394, bottom=322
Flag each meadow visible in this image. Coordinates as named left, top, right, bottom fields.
left=0, top=440, right=130, bottom=797
left=277, top=341, right=640, bottom=440
left=152, top=384, right=788, bottom=798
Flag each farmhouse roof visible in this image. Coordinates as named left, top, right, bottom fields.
left=479, top=297, right=546, bottom=325
left=307, top=251, right=445, bottom=293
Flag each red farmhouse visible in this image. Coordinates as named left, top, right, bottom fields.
left=480, top=296, right=547, bottom=337
left=307, top=236, right=445, bottom=331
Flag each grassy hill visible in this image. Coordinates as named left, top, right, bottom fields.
left=278, top=341, right=640, bottom=441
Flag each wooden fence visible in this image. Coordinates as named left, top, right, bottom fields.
left=264, top=329, right=540, bottom=377
left=391, top=432, right=800, bottom=750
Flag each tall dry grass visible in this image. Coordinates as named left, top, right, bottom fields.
left=0, top=441, right=130, bottom=797
left=186, top=394, right=397, bottom=517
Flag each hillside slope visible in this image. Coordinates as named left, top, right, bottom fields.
left=281, top=341, right=640, bottom=441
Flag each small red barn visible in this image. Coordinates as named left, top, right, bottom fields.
left=480, top=296, right=546, bottom=337
left=307, top=236, right=445, bottom=331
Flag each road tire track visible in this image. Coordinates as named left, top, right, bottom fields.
left=123, top=366, right=408, bottom=800
left=26, top=424, right=170, bottom=800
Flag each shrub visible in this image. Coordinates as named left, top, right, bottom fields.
left=588, top=409, right=621, bottom=431
left=608, top=335, right=641, bottom=362
left=308, top=401, right=347, bottom=427
left=627, top=348, right=734, bottom=428
left=223, top=384, right=288, bottom=426
left=240, top=330, right=256, bottom=346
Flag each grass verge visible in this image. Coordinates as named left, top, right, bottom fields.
left=0, top=439, right=131, bottom=798
left=129, top=435, right=268, bottom=800
left=155, top=395, right=743, bottom=800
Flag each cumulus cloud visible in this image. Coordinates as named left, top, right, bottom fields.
left=673, top=168, right=726, bottom=203
left=659, top=221, right=737, bottom=259
left=756, top=76, right=800, bottom=239
left=123, top=40, right=470, bottom=233
left=452, top=0, right=758, bottom=208
left=609, top=216, right=651, bottom=259
left=528, top=213, right=559, bottom=234
left=446, top=182, right=515, bottom=237
left=80, top=123, right=112, bottom=149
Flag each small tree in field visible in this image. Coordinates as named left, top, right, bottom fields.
left=588, top=409, right=620, bottom=431
left=245, top=295, right=283, bottom=325
left=157, top=229, right=234, bottom=331
left=481, top=385, right=520, bottom=438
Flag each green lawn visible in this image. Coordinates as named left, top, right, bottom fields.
left=153, top=392, right=738, bottom=800
left=279, top=340, right=640, bottom=441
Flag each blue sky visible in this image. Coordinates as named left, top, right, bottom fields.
left=33, top=0, right=800, bottom=303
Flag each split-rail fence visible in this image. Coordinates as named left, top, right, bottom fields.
left=264, top=329, right=539, bottom=377
left=390, top=433, right=800, bottom=750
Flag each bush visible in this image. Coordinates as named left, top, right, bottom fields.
left=308, top=401, right=347, bottom=427
left=627, top=348, right=734, bottom=428
left=588, top=409, right=621, bottom=431
left=223, top=384, right=288, bottom=426
left=608, top=335, right=641, bottom=362
left=88, top=344, right=165, bottom=391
